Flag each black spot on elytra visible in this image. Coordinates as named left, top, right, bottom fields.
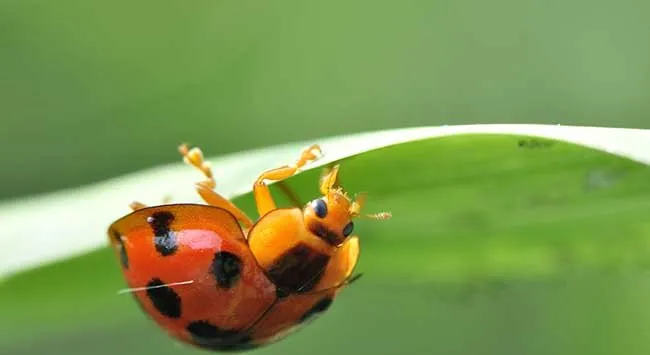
left=110, top=229, right=129, bottom=269
left=187, top=321, right=258, bottom=352
left=210, top=252, right=242, bottom=289
left=267, top=244, right=329, bottom=293
left=147, top=211, right=178, bottom=256
left=146, top=278, right=182, bottom=318
left=300, top=297, right=333, bottom=323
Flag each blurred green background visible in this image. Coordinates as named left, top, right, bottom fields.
left=2, top=0, right=650, bottom=200
left=3, top=0, right=650, bottom=354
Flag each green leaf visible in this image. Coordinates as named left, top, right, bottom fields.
left=3, top=124, right=650, bottom=355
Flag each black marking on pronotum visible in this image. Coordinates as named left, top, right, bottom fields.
left=300, top=297, right=333, bottom=323
left=210, top=251, right=243, bottom=289
left=186, top=320, right=258, bottom=352
left=145, top=278, right=182, bottom=318
left=147, top=211, right=178, bottom=256
left=267, top=243, right=330, bottom=293
left=110, top=229, right=129, bottom=269
left=307, top=222, right=341, bottom=246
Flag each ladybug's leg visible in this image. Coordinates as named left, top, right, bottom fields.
left=298, top=272, right=363, bottom=296
left=179, top=144, right=254, bottom=229
left=253, top=144, right=322, bottom=217
left=129, top=201, right=148, bottom=211
left=260, top=161, right=340, bottom=210
left=127, top=196, right=171, bottom=211
left=299, top=236, right=360, bottom=293
left=196, top=184, right=254, bottom=229
left=179, top=144, right=217, bottom=189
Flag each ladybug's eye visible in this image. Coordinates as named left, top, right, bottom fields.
left=342, top=222, right=354, bottom=237
left=312, top=199, right=328, bottom=218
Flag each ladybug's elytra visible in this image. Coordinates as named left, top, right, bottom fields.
left=108, top=144, right=391, bottom=352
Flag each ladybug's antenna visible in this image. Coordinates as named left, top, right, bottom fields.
left=117, top=280, right=195, bottom=295
left=349, top=193, right=392, bottom=220
left=320, top=163, right=392, bottom=220
left=363, top=212, right=392, bottom=220
left=319, top=164, right=340, bottom=196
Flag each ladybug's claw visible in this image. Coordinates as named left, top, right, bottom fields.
left=179, top=143, right=216, bottom=190
left=297, top=144, right=323, bottom=166
left=129, top=201, right=148, bottom=211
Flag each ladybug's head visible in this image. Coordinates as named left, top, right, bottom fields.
left=303, top=164, right=391, bottom=246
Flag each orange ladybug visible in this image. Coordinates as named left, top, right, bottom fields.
left=108, top=144, right=390, bottom=352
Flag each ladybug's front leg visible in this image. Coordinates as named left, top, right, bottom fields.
left=179, top=144, right=254, bottom=228
left=128, top=196, right=172, bottom=211
left=253, top=144, right=322, bottom=217
left=179, top=143, right=217, bottom=189
left=128, top=201, right=148, bottom=211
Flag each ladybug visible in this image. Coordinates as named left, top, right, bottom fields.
left=108, top=144, right=390, bottom=352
